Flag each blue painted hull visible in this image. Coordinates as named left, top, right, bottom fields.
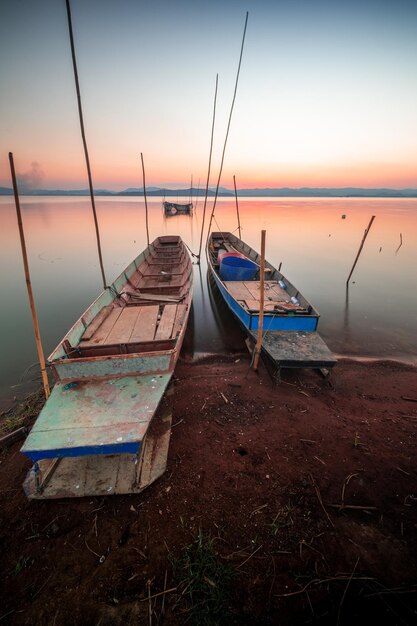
left=210, top=258, right=318, bottom=333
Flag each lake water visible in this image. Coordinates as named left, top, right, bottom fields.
left=1, top=195, right=416, bottom=408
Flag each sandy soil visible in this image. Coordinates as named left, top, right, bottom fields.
left=0, top=356, right=417, bottom=625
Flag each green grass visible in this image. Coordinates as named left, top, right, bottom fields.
left=0, top=388, right=44, bottom=436
left=171, top=529, right=237, bottom=625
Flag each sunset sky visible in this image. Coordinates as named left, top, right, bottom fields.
left=1, top=0, right=417, bottom=191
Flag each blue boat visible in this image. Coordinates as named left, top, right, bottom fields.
left=207, top=232, right=336, bottom=378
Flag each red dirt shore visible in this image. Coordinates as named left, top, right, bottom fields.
left=0, top=356, right=417, bottom=625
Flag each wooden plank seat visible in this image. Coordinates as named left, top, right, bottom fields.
left=80, top=305, right=159, bottom=347
left=224, top=280, right=291, bottom=303
left=77, top=338, right=176, bottom=358
left=78, top=302, right=187, bottom=356
left=243, top=299, right=308, bottom=314
left=123, top=262, right=186, bottom=291
left=244, top=300, right=277, bottom=312
left=223, top=280, right=309, bottom=315
left=150, top=249, right=183, bottom=258
left=139, top=275, right=187, bottom=292
left=125, top=293, right=185, bottom=304
left=155, top=304, right=177, bottom=340
left=146, top=254, right=185, bottom=265
left=140, top=264, right=184, bottom=277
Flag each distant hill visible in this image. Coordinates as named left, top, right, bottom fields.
left=235, top=187, right=417, bottom=198
left=1, top=186, right=416, bottom=198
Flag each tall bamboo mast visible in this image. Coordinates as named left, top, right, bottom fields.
left=65, top=0, right=107, bottom=290
left=197, top=74, right=219, bottom=262
left=141, top=153, right=150, bottom=246
left=233, top=174, right=242, bottom=239
left=206, top=12, right=249, bottom=241
left=9, top=153, right=51, bottom=400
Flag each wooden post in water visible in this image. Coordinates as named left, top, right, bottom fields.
left=141, top=153, right=150, bottom=246
left=253, top=230, right=266, bottom=371
left=65, top=0, right=107, bottom=290
left=9, top=152, right=50, bottom=400
left=233, top=175, right=242, bottom=239
left=346, top=215, right=375, bottom=285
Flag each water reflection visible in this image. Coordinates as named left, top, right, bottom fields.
left=205, top=269, right=246, bottom=353
left=1, top=195, right=417, bottom=407
left=343, top=285, right=351, bottom=346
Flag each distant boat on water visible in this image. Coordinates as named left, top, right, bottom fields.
left=163, top=201, right=193, bottom=216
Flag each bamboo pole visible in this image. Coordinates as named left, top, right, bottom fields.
left=346, top=215, right=375, bottom=284
left=141, top=153, right=150, bottom=246
left=194, top=178, right=201, bottom=213
left=9, top=152, right=50, bottom=400
left=253, top=230, right=266, bottom=371
left=65, top=0, right=107, bottom=290
left=206, top=11, right=249, bottom=242
left=197, top=73, right=218, bottom=262
left=233, top=175, right=242, bottom=239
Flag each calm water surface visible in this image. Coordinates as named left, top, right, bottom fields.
left=1, top=196, right=416, bottom=407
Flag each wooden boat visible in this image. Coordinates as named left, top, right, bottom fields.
left=163, top=201, right=193, bottom=216
left=207, top=232, right=336, bottom=379
left=21, top=235, right=193, bottom=498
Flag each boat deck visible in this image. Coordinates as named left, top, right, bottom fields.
left=224, top=280, right=309, bottom=314
left=249, top=330, right=337, bottom=370
left=79, top=303, right=187, bottom=349
left=21, top=373, right=171, bottom=462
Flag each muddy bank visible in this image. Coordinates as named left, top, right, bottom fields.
left=0, top=357, right=416, bottom=625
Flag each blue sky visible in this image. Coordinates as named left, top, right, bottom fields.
left=1, top=0, right=417, bottom=189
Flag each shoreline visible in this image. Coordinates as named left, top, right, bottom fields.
left=1, top=355, right=417, bottom=624
left=1, top=350, right=416, bottom=416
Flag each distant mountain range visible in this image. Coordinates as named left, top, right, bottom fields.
left=1, top=186, right=417, bottom=198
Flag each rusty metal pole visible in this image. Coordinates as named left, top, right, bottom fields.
left=9, top=152, right=50, bottom=400
left=253, top=230, right=266, bottom=371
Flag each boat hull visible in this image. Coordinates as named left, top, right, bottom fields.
left=20, top=236, right=193, bottom=498
left=207, top=232, right=336, bottom=374
left=210, top=268, right=318, bottom=332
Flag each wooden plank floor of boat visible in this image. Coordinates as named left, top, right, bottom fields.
left=80, top=302, right=186, bottom=348
left=224, top=280, right=290, bottom=309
